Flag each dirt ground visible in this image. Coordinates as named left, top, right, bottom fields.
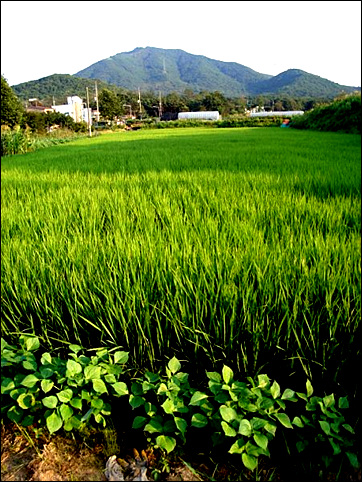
left=2, top=423, right=361, bottom=482
left=1, top=423, right=206, bottom=481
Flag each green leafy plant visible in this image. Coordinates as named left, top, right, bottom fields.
left=1, top=335, right=129, bottom=434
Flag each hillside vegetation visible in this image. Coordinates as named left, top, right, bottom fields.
left=291, top=93, right=361, bottom=134
left=74, top=47, right=359, bottom=98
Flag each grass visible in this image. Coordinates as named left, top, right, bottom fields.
left=1, top=127, right=360, bottom=400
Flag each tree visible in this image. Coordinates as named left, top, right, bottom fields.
left=1, top=75, right=23, bottom=127
left=99, top=88, right=121, bottom=120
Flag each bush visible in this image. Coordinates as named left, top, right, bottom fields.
left=1, top=336, right=359, bottom=474
left=291, top=94, right=361, bottom=134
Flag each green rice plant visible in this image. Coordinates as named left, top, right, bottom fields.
left=1, top=128, right=360, bottom=406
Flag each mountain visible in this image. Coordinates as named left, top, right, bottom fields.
left=12, top=74, right=118, bottom=105
left=11, top=48, right=360, bottom=102
left=74, top=47, right=359, bottom=98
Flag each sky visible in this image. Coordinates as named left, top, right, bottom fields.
left=1, top=0, right=361, bottom=88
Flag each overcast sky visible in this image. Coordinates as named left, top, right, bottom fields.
left=1, top=1, right=361, bottom=88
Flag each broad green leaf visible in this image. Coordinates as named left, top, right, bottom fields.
left=296, top=440, right=308, bottom=453
left=174, top=417, right=187, bottom=434
left=42, top=395, right=58, bottom=409
left=59, top=404, right=73, bottom=421
left=91, top=398, right=104, bottom=410
left=264, top=422, right=277, bottom=436
left=101, top=402, right=112, bottom=416
left=346, top=452, right=359, bottom=469
left=163, top=420, right=177, bottom=433
left=292, top=416, right=304, bottom=428
left=84, top=365, right=101, bottom=380
left=39, top=366, right=54, bottom=379
left=145, top=371, right=160, bottom=384
left=257, top=374, right=270, bottom=388
left=25, top=336, right=40, bottom=352
left=40, top=353, right=52, bottom=365
left=251, top=418, right=267, bottom=431
left=221, top=421, right=237, bottom=437
left=253, top=433, right=268, bottom=450
left=270, top=381, right=280, bottom=399
left=274, top=413, right=293, bottom=429
left=144, top=402, right=157, bottom=416
left=323, top=394, right=335, bottom=408
left=342, top=424, right=355, bottom=434
left=229, top=439, right=246, bottom=454
left=57, top=389, right=73, bottom=403
left=132, top=416, right=148, bottom=429
left=104, top=374, right=116, bottom=384
left=296, top=392, right=308, bottom=401
left=319, top=420, right=331, bottom=435
left=220, top=405, right=238, bottom=423
left=161, top=399, right=175, bottom=415
left=328, top=438, right=341, bottom=455
left=92, top=379, right=108, bottom=394
left=189, top=391, right=208, bottom=406
left=156, top=435, right=176, bottom=453
left=129, top=395, right=145, bottom=409
left=281, top=388, right=295, bottom=400
left=338, top=396, right=349, bottom=409
left=242, top=453, right=257, bottom=471
left=168, top=356, right=181, bottom=374
left=66, top=360, right=82, bottom=377
left=46, top=411, right=63, bottom=433
left=94, top=413, right=106, bottom=427
left=222, top=365, right=233, bottom=385
left=17, top=393, right=35, bottom=409
left=1, top=378, right=15, bottom=394
left=10, top=388, right=26, bottom=400
left=157, top=383, right=168, bottom=395
left=191, top=413, right=208, bottom=428
left=8, top=405, right=23, bottom=423
left=81, top=390, right=91, bottom=401
left=20, top=374, right=39, bottom=388
left=22, top=358, right=37, bottom=371
left=144, top=419, right=163, bottom=433
left=114, top=351, right=129, bottom=364
left=206, top=371, right=221, bottom=382
left=239, top=419, right=252, bottom=436
left=306, top=380, right=313, bottom=397
left=70, top=397, right=82, bottom=409
left=21, top=415, right=34, bottom=427
left=69, top=344, right=82, bottom=354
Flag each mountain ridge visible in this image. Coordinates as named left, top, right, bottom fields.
left=74, top=46, right=359, bottom=98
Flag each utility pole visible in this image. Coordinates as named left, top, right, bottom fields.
left=95, top=81, right=100, bottom=122
left=158, top=91, right=163, bottom=118
left=86, top=87, right=92, bottom=137
left=138, top=88, right=142, bottom=119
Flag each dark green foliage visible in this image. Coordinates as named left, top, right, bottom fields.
left=12, top=74, right=115, bottom=106
left=1, top=339, right=359, bottom=475
left=74, top=47, right=359, bottom=98
left=291, top=94, right=361, bottom=134
left=1, top=75, right=24, bottom=127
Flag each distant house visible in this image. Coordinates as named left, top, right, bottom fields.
left=26, top=99, right=54, bottom=114
left=26, top=105, right=54, bottom=114
left=52, top=96, right=92, bottom=124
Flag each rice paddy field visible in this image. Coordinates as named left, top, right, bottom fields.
left=1, top=127, right=361, bottom=402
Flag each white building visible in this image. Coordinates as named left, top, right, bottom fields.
left=249, top=111, right=304, bottom=117
left=178, top=111, right=220, bottom=121
left=52, top=96, right=92, bottom=124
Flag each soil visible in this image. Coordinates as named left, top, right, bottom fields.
left=1, top=423, right=361, bottom=481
